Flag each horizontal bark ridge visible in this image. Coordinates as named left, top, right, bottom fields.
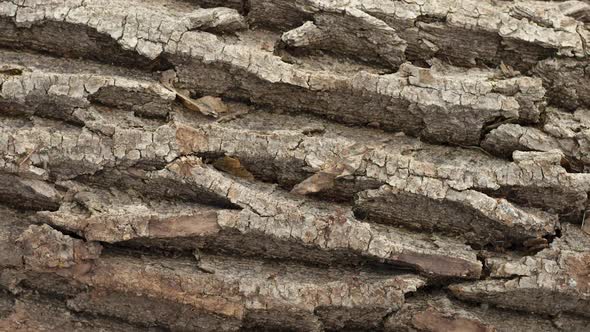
left=1, top=0, right=589, bottom=331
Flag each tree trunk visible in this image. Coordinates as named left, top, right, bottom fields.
left=1, top=0, right=589, bottom=331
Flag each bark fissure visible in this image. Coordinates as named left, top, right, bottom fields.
left=1, top=0, right=590, bottom=331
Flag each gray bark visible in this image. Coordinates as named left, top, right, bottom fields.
left=1, top=0, right=590, bottom=331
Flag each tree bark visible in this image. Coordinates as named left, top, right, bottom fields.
left=0, top=0, right=589, bottom=331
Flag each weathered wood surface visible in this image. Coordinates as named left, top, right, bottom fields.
left=0, top=0, right=589, bottom=331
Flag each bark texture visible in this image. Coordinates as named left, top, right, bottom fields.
left=1, top=0, right=590, bottom=331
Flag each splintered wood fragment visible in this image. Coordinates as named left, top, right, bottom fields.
left=196, top=96, right=229, bottom=115
left=175, top=90, right=223, bottom=118
left=291, top=161, right=350, bottom=196
left=212, top=156, right=254, bottom=180
left=291, top=171, right=336, bottom=195
left=160, top=69, right=227, bottom=118
left=292, top=144, right=373, bottom=195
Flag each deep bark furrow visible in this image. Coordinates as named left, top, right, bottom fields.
left=1, top=0, right=590, bottom=331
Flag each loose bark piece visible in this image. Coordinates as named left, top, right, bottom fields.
left=35, top=173, right=482, bottom=279
left=355, top=184, right=559, bottom=248
left=0, top=2, right=555, bottom=144
left=291, top=171, right=337, bottom=195
left=449, top=223, right=590, bottom=317
left=212, top=156, right=255, bottom=180
left=4, top=219, right=425, bottom=331
left=1, top=59, right=586, bottom=246
left=385, top=292, right=589, bottom=332
left=483, top=108, right=590, bottom=171
left=174, top=88, right=226, bottom=118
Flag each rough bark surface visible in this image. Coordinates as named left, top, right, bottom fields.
left=1, top=0, right=590, bottom=331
